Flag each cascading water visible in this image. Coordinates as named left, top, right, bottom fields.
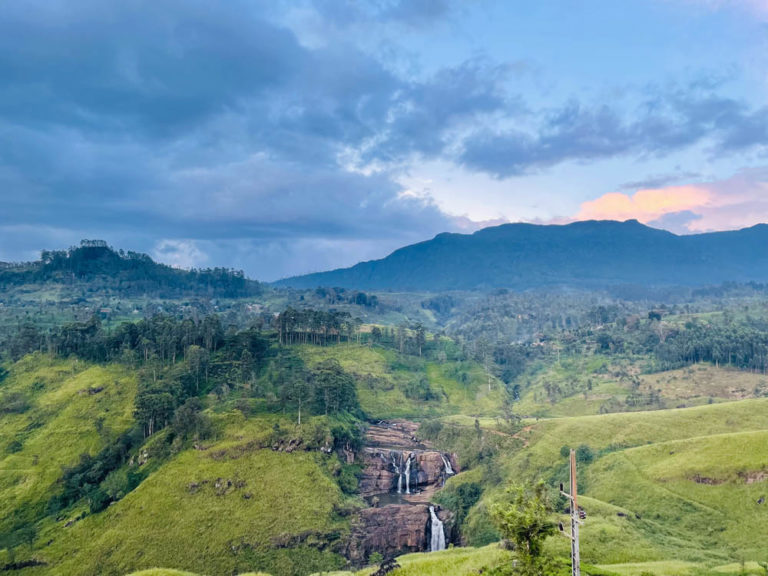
left=429, top=506, right=446, bottom=552
left=392, top=452, right=403, bottom=494
left=404, top=453, right=412, bottom=494
left=441, top=454, right=454, bottom=475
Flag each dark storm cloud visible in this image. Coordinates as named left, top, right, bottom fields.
left=460, top=89, right=768, bottom=178
left=0, top=0, right=480, bottom=278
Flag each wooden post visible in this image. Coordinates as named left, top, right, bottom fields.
left=559, top=450, right=581, bottom=576
left=570, top=449, right=580, bottom=576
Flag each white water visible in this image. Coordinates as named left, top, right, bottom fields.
left=404, top=453, right=412, bottom=494
left=441, top=454, right=454, bottom=475
left=429, top=506, right=446, bottom=552
left=393, top=452, right=403, bottom=494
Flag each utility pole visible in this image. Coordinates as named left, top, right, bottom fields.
left=559, top=449, right=582, bottom=576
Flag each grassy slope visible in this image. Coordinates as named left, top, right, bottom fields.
left=516, top=358, right=768, bottom=418
left=300, top=344, right=504, bottom=419
left=136, top=361, right=767, bottom=576
left=0, top=355, right=137, bottom=537
left=468, top=397, right=768, bottom=571
left=35, top=446, right=348, bottom=576
left=13, top=407, right=355, bottom=576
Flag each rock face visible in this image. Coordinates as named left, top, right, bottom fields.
left=359, top=421, right=459, bottom=497
left=346, top=504, right=453, bottom=563
left=359, top=448, right=459, bottom=496
left=347, top=504, right=428, bottom=562
left=346, top=420, right=460, bottom=565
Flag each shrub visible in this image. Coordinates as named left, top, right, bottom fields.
left=575, top=444, right=594, bottom=464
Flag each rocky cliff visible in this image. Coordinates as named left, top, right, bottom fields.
left=345, top=504, right=453, bottom=563
left=346, top=421, right=459, bottom=564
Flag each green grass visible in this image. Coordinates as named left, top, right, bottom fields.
left=0, top=354, right=137, bottom=538
left=311, top=543, right=513, bottom=576
left=299, top=345, right=504, bottom=419
left=29, top=432, right=351, bottom=576
left=466, top=398, right=768, bottom=570
left=514, top=358, right=768, bottom=418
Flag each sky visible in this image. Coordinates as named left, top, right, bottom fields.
left=1, top=0, right=767, bottom=280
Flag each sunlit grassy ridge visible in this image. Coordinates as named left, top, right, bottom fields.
left=0, top=354, right=137, bottom=538
left=315, top=543, right=513, bottom=576
left=27, top=426, right=351, bottom=576
left=468, top=397, right=768, bottom=569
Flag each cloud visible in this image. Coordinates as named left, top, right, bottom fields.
left=459, top=89, right=768, bottom=178
left=1, top=0, right=767, bottom=279
left=0, top=0, right=484, bottom=279
left=574, top=168, right=768, bottom=233
left=577, top=186, right=711, bottom=223
left=152, top=239, right=208, bottom=269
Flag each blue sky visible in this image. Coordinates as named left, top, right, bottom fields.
left=1, top=0, right=767, bottom=280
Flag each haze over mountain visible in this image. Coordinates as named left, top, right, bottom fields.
left=276, top=220, right=768, bottom=291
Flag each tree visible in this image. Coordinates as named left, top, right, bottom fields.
left=312, top=359, right=358, bottom=416
left=185, top=345, right=209, bottom=392
left=414, top=323, right=426, bottom=357
left=491, top=481, right=555, bottom=575
left=289, top=371, right=313, bottom=426
left=134, top=388, right=175, bottom=437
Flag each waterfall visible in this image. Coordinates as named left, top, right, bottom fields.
left=429, top=506, right=446, bottom=552
left=392, top=452, right=403, bottom=494
left=441, top=454, right=454, bottom=475
left=404, top=453, right=412, bottom=494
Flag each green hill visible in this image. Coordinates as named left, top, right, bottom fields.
left=276, top=220, right=768, bottom=291
left=4, top=298, right=768, bottom=576
left=0, top=355, right=138, bottom=546
left=0, top=240, right=260, bottom=298
left=459, top=398, right=768, bottom=570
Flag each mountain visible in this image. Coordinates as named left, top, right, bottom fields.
left=0, top=240, right=261, bottom=298
left=275, top=220, right=768, bottom=291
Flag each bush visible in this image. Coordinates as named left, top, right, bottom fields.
left=575, top=444, right=594, bottom=464
left=419, top=419, right=443, bottom=439
left=7, top=440, right=23, bottom=454
left=559, top=445, right=570, bottom=458
left=337, top=464, right=361, bottom=495
left=89, top=488, right=111, bottom=513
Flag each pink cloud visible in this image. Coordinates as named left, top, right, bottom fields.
left=577, top=186, right=711, bottom=223
left=575, top=168, right=768, bottom=233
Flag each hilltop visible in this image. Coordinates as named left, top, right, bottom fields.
left=276, top=220, right=768, bottom=291
left=0, top=240, right=260, bottom=298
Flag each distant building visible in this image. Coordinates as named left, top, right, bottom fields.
left=80, top=239, right=108, bottom=248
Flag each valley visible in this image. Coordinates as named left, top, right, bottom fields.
left=2, top=240, right=768, bottom=576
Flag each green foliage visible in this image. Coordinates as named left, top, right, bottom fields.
left=434, top=481, right=483, bottom=533
left=576, top=444, right=594, bottom=464
left=491, top=481, right=556, bottom=574
left=337, top=464, right=362, bottom=495
left=170, top=398, right=212, bottom=443
left=312, top=358, right=360, bottom=416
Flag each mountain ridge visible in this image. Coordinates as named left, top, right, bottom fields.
left=275, top=220, right=768, bottom=291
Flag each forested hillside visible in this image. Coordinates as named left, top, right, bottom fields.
left=276, top=220, right=768, bottom=291
left=0, top=240, right=260, bottom=298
